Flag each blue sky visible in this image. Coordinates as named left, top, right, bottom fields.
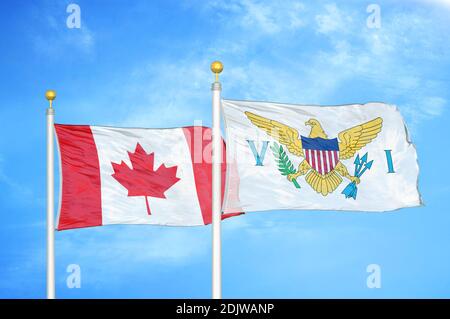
left=0, top=0, right=450, bottom=298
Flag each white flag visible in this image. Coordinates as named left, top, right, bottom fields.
left=222, top=99, right=422, bottom=213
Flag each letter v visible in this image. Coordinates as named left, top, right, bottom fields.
left=247, top=140, right=269, bottom=166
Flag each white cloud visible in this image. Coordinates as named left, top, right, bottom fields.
left=402, top=96, right=447, bottom=129
left=204, top=0, right=306, bottom=34
left=240, top=0, right=305, bottom=33
left=117, top=58, right=213, bottom=128
left=419, top=0, right=450, bottom=8
left=424, top=97, right=447, bottom=116
left=164, top=2, right=449, bottom=133
left=315, top=3, right=351, bottom=34
left=0, top=156, right=42, bottom=207
left=33, top=25, right=94, bottom=57
left=29, top=3, right=95, bottom=57
left=89, top=2, right=448, bottom=137
left=310, top=5, right=449, bottom=130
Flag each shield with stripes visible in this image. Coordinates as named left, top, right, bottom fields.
left=301, top=136, right=340, bottom=175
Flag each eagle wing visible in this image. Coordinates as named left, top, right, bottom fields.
left=338, top=117, right=383, bottom=160
left=245, top=111, right=303, bottom=157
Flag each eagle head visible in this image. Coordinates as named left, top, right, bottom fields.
left=305, top=119, right=328, bottom=139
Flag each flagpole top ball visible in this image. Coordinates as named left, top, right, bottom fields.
left=45, top=90, right=56, bottom=109
left=45, top=90, right=56, bottom=101
left=210, top=61, right=223, bottom=82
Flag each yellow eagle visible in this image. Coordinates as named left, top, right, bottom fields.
left=245, top=111, right=383, bottom=196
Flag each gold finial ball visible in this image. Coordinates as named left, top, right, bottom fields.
left=45, top=90, right=56, bottom=101
left=210, top=61, right=223, bottom=74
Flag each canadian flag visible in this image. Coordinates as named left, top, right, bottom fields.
left=55, top=124, right=240, bottom=230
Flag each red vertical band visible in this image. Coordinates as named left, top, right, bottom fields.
left=322, top=150, right=328, bottom=174
left=327, top=150, right=333, bottom=171
left=55, top=124, right=102, bottom=230
left=311, top=150, right=317, bottom=172
left=305, top=149, right=310, bottom=165
left=182, top=126, right=242, bottom=225
left=317, top=151, right=323, bottom=175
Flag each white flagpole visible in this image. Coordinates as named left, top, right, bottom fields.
left=45, top=90, right=56, bottom=299
left=211, top=61, right=223, bottom=299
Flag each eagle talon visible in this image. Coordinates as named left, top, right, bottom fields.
left=287, top=173, right=299, bottom=182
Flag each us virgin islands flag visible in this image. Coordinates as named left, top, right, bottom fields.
left=222, top=100, right=422, bottom=213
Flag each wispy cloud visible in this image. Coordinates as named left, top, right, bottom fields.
left=402, top=96, right=447, bottom=128
left=95, top=1, right=444, bottom=133
left=315, top=3, right=352, bottom=34
left=419, top=0, right=450, bottom=8
left=118, top=58, right=212, bottom=127
left=33, top=26, right=94, bottom=57
left=29, top=3, right=95, bottom=57
left=0, top=155, right=42, bottom=207
left=202, top=1, right=448, bottom=131
left=204, top=0, right=305, bottom=34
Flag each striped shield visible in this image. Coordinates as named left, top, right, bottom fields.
left=301, top=136, right=340, bottom=175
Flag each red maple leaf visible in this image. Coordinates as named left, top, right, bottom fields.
left=111, top=143, right=180, bottom=215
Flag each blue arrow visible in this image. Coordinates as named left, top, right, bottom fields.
left=353, top=154, right=361, bottom=176
left=342, top=181, right=358, bottom=199
left=356, top=153, right=368, bottom=176
left=361, top=153, right=368, bottom=163
left=352, top=186, right=358, bottom=199
left=357, top=160, right=373, bottom=178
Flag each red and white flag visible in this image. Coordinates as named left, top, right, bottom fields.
left=55, top=124, right=240, bottom=230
